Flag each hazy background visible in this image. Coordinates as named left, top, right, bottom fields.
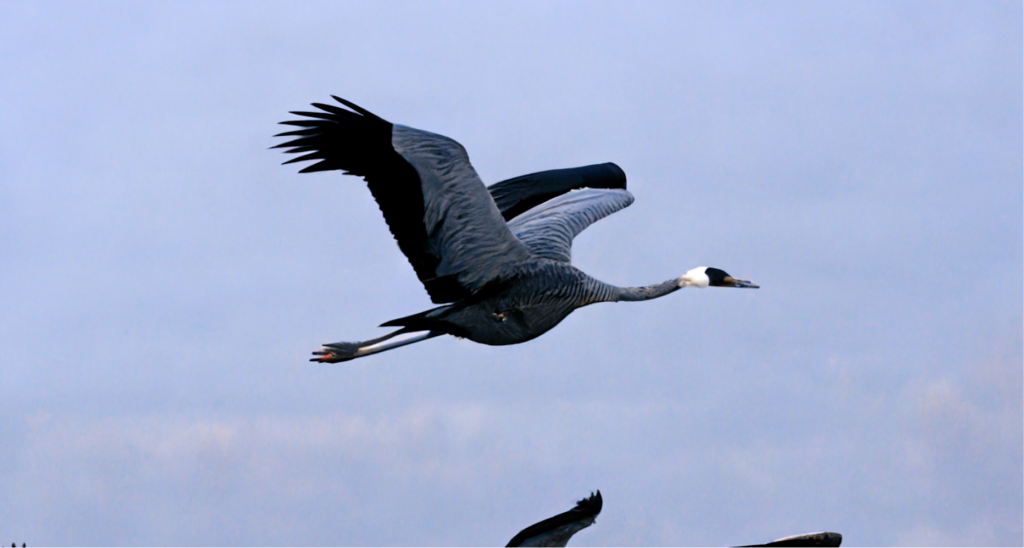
left=1, top=1, right=1021, bottom=545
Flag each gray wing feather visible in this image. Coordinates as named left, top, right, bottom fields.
left=391, top=125, right=532, bottom=291
left=507, top=188, right=634, bottom=263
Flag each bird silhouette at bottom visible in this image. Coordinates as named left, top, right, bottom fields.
left=501, top=493, right=839, bottom=548
left=739, top=531, right=843, bottom=547
left=274, top=97, right=758, bottom=363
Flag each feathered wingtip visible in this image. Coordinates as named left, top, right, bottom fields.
left=271, top=96, right=392, bottom=174
left=576, top=490, right=602, bottom=514
left=328, top=95, right=385, bottom=121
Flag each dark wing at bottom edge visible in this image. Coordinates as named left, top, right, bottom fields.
left=506, top=491, right=603, bottom=547
left=739, top=531, right=843, bottom=547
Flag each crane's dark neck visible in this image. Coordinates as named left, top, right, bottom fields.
left=612, top=278, right=682, bottom=302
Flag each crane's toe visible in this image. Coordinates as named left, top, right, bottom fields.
left=310, top=349, right=339, bottom=363
left=310, top=341, right=361, bottom=363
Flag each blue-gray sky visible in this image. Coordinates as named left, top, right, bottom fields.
left=1, top=1, right=1021, bottom=546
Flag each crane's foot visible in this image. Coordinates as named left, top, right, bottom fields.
left=310, top=341, right=361, bottom=363
left=307, top=329, right=441, bottom=363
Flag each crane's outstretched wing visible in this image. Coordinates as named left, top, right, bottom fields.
left=487, top=163, right=627, bottom=221
left=506, top=491, right=602, bottom=547
left=739, top=532, right=843, bottom=547
left=507, top=188, right=634, bottom=263
left=274, top=97, right=531, bottom=303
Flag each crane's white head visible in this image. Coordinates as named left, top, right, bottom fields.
left=679, top=266, right=759, bottom=289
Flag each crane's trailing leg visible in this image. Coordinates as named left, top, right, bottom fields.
left=311, top=329, right=443, bottom=363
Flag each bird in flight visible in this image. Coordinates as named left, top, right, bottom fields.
left=274, top=97, right=758, bottom=362
left=495, top=493, right=839, bottom=548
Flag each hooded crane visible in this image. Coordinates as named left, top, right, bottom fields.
left=495, top=493, right=839, bottom=548
left=274, top=97, right=758, bottom=362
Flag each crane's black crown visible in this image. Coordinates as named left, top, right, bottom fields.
left=706, top=267, right=732, bottom=287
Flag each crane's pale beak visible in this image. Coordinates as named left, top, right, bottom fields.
left=722, top=276, right=759, bottom=288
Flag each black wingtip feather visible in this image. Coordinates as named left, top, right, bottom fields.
left=273, top=131, right=320, bottom=140
left=290, top=110, right=340, bottom=122
left=283, top=152, right=324, bottom=164
left=311, top=102, right=354, bottom=117
left=578, top=490, right=602, bottom=512
left=331, top=96, right=382, bottom=120
left=272, top=138, right=307, bottom=148
left=280, top=145, right=319, bottom=154
left=274, top=97, right=397, bottom=180
left=298, top=161, right=338, bottom=173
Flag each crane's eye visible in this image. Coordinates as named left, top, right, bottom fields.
left=492, top=311, right=508, bottom=322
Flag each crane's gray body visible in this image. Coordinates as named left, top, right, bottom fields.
left=385, top=259, right=618, bottom=346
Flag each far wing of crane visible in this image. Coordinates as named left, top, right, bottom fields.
left=507, top=188, right=634, bottom=263
left=487, top=163, right=627, bottom=221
